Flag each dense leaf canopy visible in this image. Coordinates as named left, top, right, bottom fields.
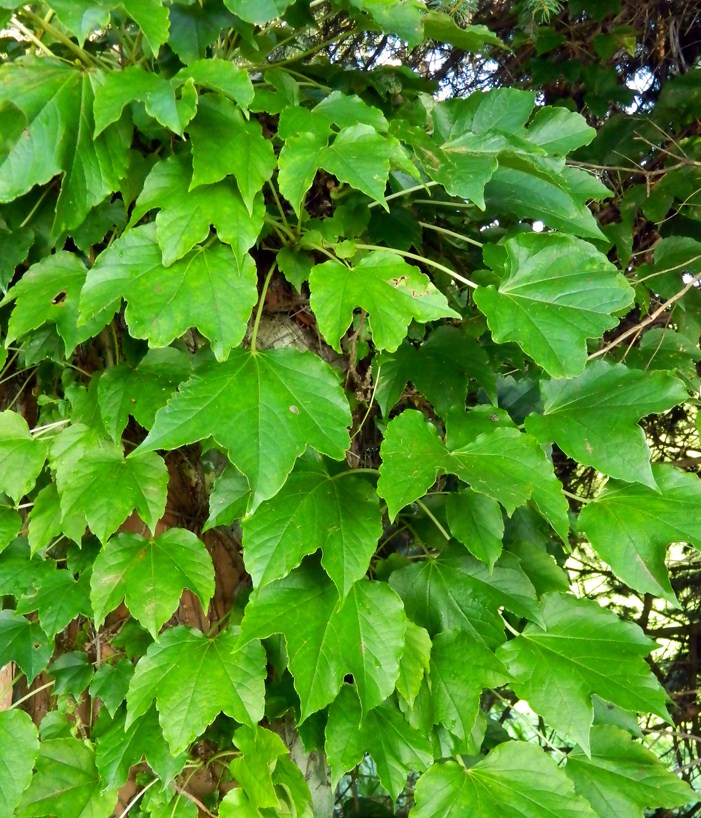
left=0, top=1, right=699, bottom=816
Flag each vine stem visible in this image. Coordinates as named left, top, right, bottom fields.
left=249, top=259, right=277, bottom=354
left=31, top=419, right=71, bottom=436
left=354, top=244, right=477, bottom=288
left=563, top=488, right=590, bottom=504
left=367, top=181, right=440, bottom=208
left=350, top=365, right=382, bottom=442
left=588, top=271, right=701, bottom=360
left=18, top=8, right=98, bottom=66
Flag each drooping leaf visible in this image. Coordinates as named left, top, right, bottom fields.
left=423, top=13, right=504, bottom=51
left=223, top=0, right=295, bottom=24
left=137, top=348, right=351, bottom=509
left=0, top=709, right=39, bottom=818
left=17, top=569, right=91, bottom=638
left=91, top=529, right=215, bottom=638
left=95, top=706, right=186, bottom=790
left=0, top=60, right=129, bottom=238
left=120, top=0, right=171, bottom=54
left=175, top=59, right=254, bottom=108
left=326, top=685, right=433, bottom=799
left=187, top=94, right=276, bottom=213
left=526, top=106, right=596, bottom=155
left=446, top=490, right=504, bottom=569
left=350, top=0, right=425, bottom=47
left=229, top=724, right=288, bottom=810
left=474, top=232, right=633, bottom=377
left=49, top=0, right=113, bottom=44
left=389, top=544, right=539, bottom=647
left=579, top=465, right=701, bottom=604
left=242, top=462, right=381, bottom=597
left=376, top=326, right=497, bottom=417
left=130, top=153, right=264, bottom=264
left=309, top=251, right=459, bottom=353
left=2, top=252, right=107, bottom=354
left=97, top=347, right=192, bottom=441
left=0, top=538, right=53, bottom=597
left=94, top=64, right=195, bottom=136
left=0, top=610, right=53, bottom=683
left=89, top=658, right=134, bottom=717
left=396, top=620, right=432, bottom=708
left=204, top=466, right=251, bottom=530
left=321, top=125, right=396, bottom=208
left=239, top=562, right=406, bottom=719
left=18, top=738, right=118, bottom=818
left=49, top=651, right=94, bottom=696
left=56, top=444, right=168, bottom=543
left=411, top=742, right=598, bottom=818
left=278, top=129, right=328, bottom=215
left=126, top=626, right=266, bottom=753
left=565, top=725, right=696, bottom=817
left=497, top=593, right=670, bottom=753
left=79, top=224, right=258, bottom=361
left=0, top=504, right=21, bottom=552
left=167, top=1, right=235, bottom=65
left=430, top=630, right=510, bottom=741
left=526, top=360, right=686, bottom=487
left=0, top=411, right=48, bottom=503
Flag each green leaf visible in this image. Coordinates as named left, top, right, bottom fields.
left=97, top=347, right=192, bottom=441
left=565, top=725, right=697, bottom=817
left=0, top=709, right=38, bottom=818
left=167, top=1, right=235, bottom=65
left=80, top=224, right=257, bottom=360
left=176, top=59, right=254, bottom=108
left=423, top=13, right=505, bottom=51
left=240, top=563, right=406, bottom=719
left=0, top=610, right=53, bottom=683
left=429, top=630, right=510, bottom=740
left=411, top=742, right=598, bottom=818
left=223, top=0, right=295, bottom=24
left=17, top=569, right=91, bottom=638
left=0, top=410, right=48, bottom=503
left=0, top=60, right=129, bottom=238
left=525, top=361, right=686, bottom=487
left=3, top=251, right=106, bottom=354
left=321, top=125, right=396, bottom=208
left=91, top=529, right=215, bottom=638
left=229, top=725, right=288, bottom=810
left=350, top=0, right=425, bottom=47
left=278, top=129, right=328, bottom=215
left=389, top=544, right=539, bottom=646
left=204, top=466, right=251, bottom=530
left=49, top=0, right=112, bottom=45
left=89, top=659, right=133, bottom=717
left=309, top=252, right=459, bottom=353
left=579, top=465, right=701, bottom=604
left=121, top=0, right=170, bottom=54
left=485, top=155, right=606, bottom=240
left=377, top=410, right=451, bottom=521
left=137, top=348, right=350, bottom=509
left=378, top=411, right=568, bottom=538
left=50, top=651, right=94, bottom=696
left=96, top=706, right=186, bottom=790
left=396, top=620, right=432, bottom=708
left=446, top=490, right=504, bottom=569
left=130, top=153, right=264, bottom=264
left=474, top=232, right=634, bottom=377
left=126, top=626, right=265, bottom=753
left=56, top=445, right=168, bottom=542
left=376, top=326, right=497, bottom=417
left=326, top=686, right=433, bottom=799
left=314, top=91, right=389, bottom=132
left=497, top=593, right=670, bottom=753
left=527, top=106, right=596, bottom=155
left=94, top=64, right=195, bottom=136
left=0, top=504, right=21, bottom=552
left=0, top=539, right=53, bottom=597
left=188, top=94, right=276, bottom=213
left=18, top=738, right=118, bottom=818
left=243, top=463, right=381, bottom=597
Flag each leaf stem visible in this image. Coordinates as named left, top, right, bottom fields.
left=419, top=221, right=483, bottom=249
left=367, top=181, right=439, bottom=209
left=18, top=8, right=98, bottom=66
left=31, top=418, right=71, bottom=436
left=415, top=498, right=451, bottom=541
left=116, top=778, right=159, bottom=818
left=268, top=181, right=289, bottom=228
left=330, top=467, right=380, bottom=480
left=563, top=489, right=590, bottom=504
left=354, top=244, right=477, bottom=289
left=250, top=259, right=278, bottom=354
left=350, top=365, right=381, bottom=441
left=10, top=679, right=55, bottom=709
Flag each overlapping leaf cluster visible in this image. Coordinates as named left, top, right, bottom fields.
left=0, top=1, right=698, bottom=816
